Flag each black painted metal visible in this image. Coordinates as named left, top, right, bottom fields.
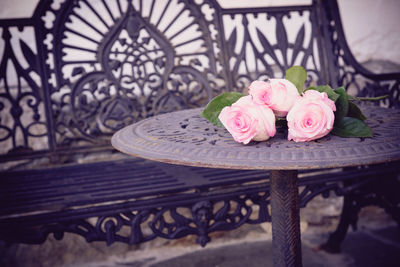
left=270, top=170, right=302, bottom=267
left=112, top=106, right=400, bottom=170
left=111, top=104, right=400, bottom=256
left=1, top=0, right=399, bottom=162
left=1, top=162, right=399, bottom=246
left=0, top=158, right=273, bottom=245
left=0, top=0, right=400, bottom=251
left=320, top=169, right=400, bottom=253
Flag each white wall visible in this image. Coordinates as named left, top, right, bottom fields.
left=218, top=0, right=400, bottom=66
left=338, top=0, right=400, bottom=65
left=1, top=0, right=399, bottom=65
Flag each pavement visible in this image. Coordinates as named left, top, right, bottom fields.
left=1, top=195, right=399, bottom=267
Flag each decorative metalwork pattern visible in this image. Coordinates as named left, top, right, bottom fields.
left=1, top=190, right=272, bottom=246
left=0, top=25, right=48, bottom=155
left=221, top=6, right=324, bottom=92
left=112, top=106, right=400, bottom=170
left=3, top=165, right=398, bottom=246
left=37, top=0, right=222, bottom=146
left=1, top=0, right=398, bottom=158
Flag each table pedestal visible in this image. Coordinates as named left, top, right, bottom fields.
left=112, top=107, right=400, bottom=266
left=270, top=170, right=302, bottom=267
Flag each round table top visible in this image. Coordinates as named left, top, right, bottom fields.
left=111, top=106, right=400, bottom=170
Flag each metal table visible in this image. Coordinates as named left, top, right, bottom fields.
left=112, top=106, right=400, bottom=267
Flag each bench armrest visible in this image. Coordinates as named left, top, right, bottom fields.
left=331, top=1, right=400, bottom=80
left=325, top=0, right=400, bottom=108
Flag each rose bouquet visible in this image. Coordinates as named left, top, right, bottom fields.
left=202, top=66, right=386, bottom=144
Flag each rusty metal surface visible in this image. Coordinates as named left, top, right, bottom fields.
left=112, top=106, right=400, bottom=170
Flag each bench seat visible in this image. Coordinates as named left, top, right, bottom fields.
left=1, top=158, right=399, bottom=247
left=1, top=158, right=270, bottom=244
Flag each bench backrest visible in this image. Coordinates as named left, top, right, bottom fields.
left=0, top=0, right=398, bottom=164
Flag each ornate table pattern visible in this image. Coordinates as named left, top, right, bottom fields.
left=112, top=106, right=400, bottom=267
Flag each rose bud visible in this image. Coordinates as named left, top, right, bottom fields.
left=248, top=79, right=300, bottom=117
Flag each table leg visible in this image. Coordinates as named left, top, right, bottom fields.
left=270, top=170, right=302, bottom=267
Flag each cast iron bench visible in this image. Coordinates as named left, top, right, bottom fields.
left=1, top=0, right=399, bottom=252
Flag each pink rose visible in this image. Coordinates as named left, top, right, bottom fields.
left=248, top=79, right=300, bottom=117
left=218, top=95, right=276, bottom=144
left=287, top=90, right=336, bottom=142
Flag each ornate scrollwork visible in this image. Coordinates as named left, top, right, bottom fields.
left=0, top=26, right=48, bottom=155
left=3, top=166, right=398, bottom=247
left=4, top=190, right=271, bottom=246
left=1, top=0, right=398, bottom=154
left=222, top=8, right=323, bottom=92
left=34, top=0, right=221, bottom=146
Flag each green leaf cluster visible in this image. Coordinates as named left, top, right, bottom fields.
left=201, top=65, right=377, bottom=139
left=331, top=86, right=372, bottom=138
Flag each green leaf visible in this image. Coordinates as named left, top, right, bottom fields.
left=305, top=85, right=340, bottom=102
left=201, top=92, right=245, bottom=127
left=331, top=117, right=373, bottom=138
left=348, top=101, right=367, bottom=121
left=334, top=87, right=349, bottom=123
left=285, top=66, right=307, bottom=94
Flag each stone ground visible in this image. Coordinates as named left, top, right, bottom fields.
left=1, top=195, right=399, bottom=267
